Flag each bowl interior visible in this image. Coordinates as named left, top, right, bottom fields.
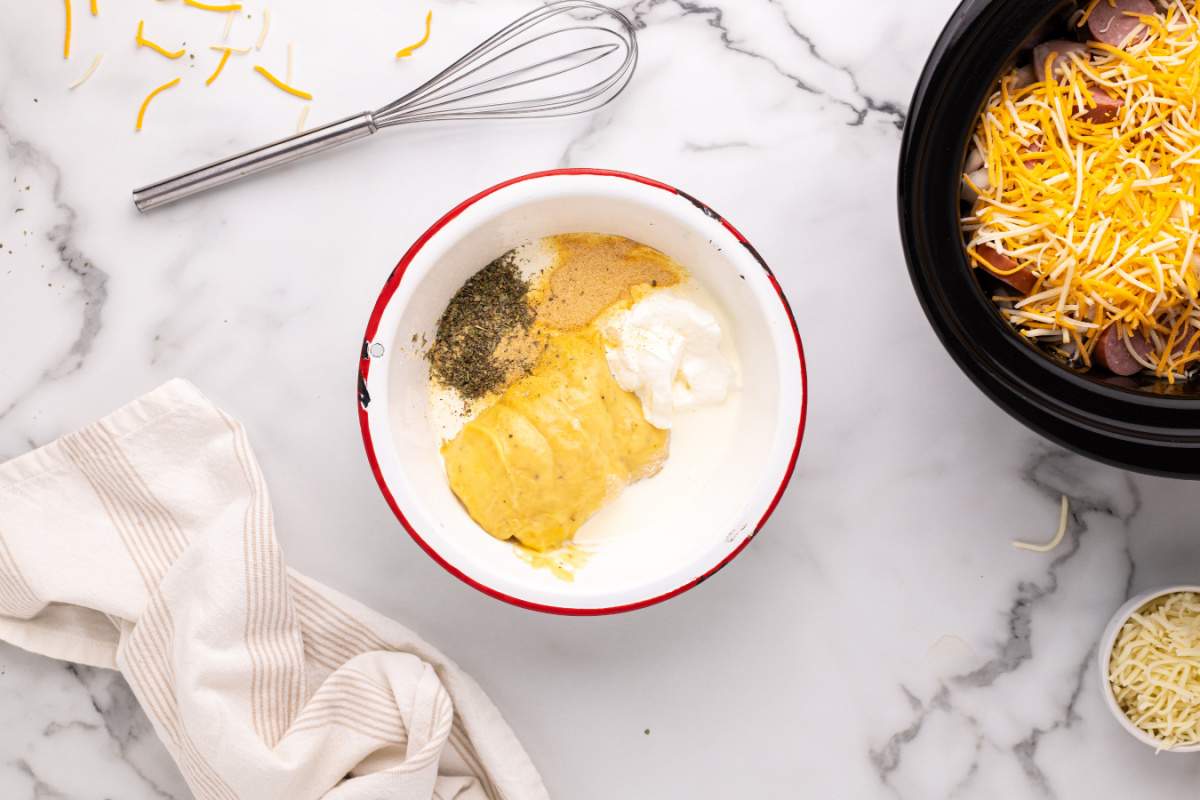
left=363, top=173, right=803, bottom=611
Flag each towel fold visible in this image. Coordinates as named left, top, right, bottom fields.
left=0, top=379, right=547, bottom=800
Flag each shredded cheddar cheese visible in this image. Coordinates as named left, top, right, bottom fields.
left=68, top=53, right=103, bottom=89
left=395, top=10, right=433, bottom=58
left=90, top=0, right=98, bottom=16
left=1109, top=591, right=1200, bottom=749
left=136, top=77, right=181, bottom=131
left=137, top=20, right=186, bottom=60
left=253, top=65, right=311, bottom=100
left=63, top=0, right=72, bottom=60
left=183, top=0, right=243, bottom=11
left=964, top=2, right=1200, bottom=380
left=206, top=47, right=233, bottom=86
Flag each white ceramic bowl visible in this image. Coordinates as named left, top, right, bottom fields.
left=357, top=169, right=806, bottom=614
left=1098, top=584, right=1200, bottom=752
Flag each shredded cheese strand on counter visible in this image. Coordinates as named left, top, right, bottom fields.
left=396, top=10, right=433, bottom=58
left=286, top=41, right=295, bottom=84
left=68, top=53, right=104, bottom=89
left=63, top=0, right=72, bottom=59
left=183, top=0, right=243, bottom=11
left=136, top=77, right=181, bottom=131
left=222, top=10, right=235, bottom=40
left=1012, top=495, right=1070, bottom=552
left=256, top=9, right=271, bottom=50
left=137, top=20, right=186, bottom=60
left=296, top=103, right=310, bottom=134
left=90, top=0, right=98, bottom=16
left=1110, top=591, right=1200, bottom=749
left=964, top=2, right=1200, bottom=380
left=253, top=65, right=311, bottom=100
left=206, top=47, right=233, bottom=86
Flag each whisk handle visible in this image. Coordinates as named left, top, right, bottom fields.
left=132, top=112, right=378, bottom=212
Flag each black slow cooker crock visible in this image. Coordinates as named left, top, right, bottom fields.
left=899, top=0, right=1200, bottom=478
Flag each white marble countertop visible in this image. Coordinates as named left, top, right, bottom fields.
left=4, top=0, right=1200, bottom=797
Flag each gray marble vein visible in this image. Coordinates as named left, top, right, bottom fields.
left=617, top=0, right=908, bottom=127
left=61, top=665, right=183, bottom=800
left=1011, top=649, right=1092, bottom=799
left=954, top=452, right=1138, bottom=689
left=870, top=685, right=951, bottom=784
left=13, top=759, right=68, bottom=800
left=869, top=447, right=1146, bottom=798
left=0, top=645, right=188, bottom=800
left=0, top=117, right=108, bottom=424
left=762, top=0, right=908, bottom=128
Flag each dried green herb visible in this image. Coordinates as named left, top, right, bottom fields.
left=428, top=251, right=536, bottom=400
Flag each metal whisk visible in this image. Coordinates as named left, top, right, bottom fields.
left=132, top=1, right=638, bottom=212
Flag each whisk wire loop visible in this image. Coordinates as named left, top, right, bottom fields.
left=374, top=0, right=637, bottom=125
left=132, top=1, right=637, bottom=211
left=397, top=34, right=620, bottom=116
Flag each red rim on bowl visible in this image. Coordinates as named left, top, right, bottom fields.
left=357, top=168, right=807, bottom=615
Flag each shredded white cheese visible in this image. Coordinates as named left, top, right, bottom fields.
left=68, top=53, right=103, bottom=89
left=1012, top=495, right=1069, bottom=553
left=296, top=103, right=310, bottom=133
left=222, top=9, right=235, bottom=40
left=1109, top=591, right=1200, bottom=749
left=256, top=8, right=270, bottom=50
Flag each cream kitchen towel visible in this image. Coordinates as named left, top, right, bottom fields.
left=0, top=379, right=548, bottom=800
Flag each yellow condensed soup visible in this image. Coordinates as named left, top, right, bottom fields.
left=443, top=329, right=669, bottom=552
left=440, top=234, right=684, bottom=552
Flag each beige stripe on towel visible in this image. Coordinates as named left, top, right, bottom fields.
left=0, top=533, right=40, bottom=618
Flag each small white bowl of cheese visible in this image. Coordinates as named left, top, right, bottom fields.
left=1100, top=585, right=1200, bottom=752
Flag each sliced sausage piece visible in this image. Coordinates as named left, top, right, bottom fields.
left=1021, top=140, right=1045, bottom=168
left=1082, top=87, right=1122, bottom=122
left=976, top=245, right=1038, bottom=294
left=1093, top=324, right=1152, bottom=376
left=1033, top=40, right=1088, bottom=83
left=1087, top=0, right=1156, bottom=47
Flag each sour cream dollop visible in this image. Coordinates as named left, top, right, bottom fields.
left=602, top=292, right=735, bottom=429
